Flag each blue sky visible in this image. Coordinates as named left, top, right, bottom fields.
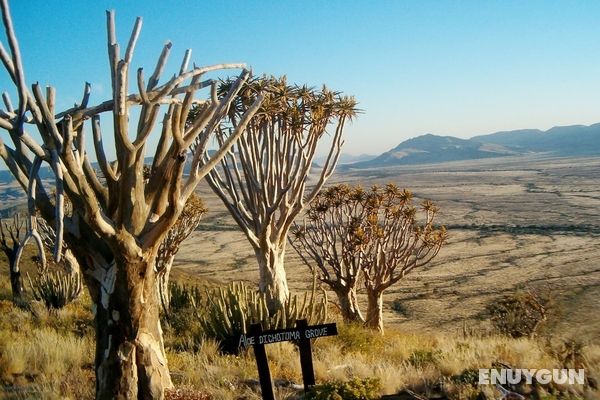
left=1, top=0, right=600, bottom=157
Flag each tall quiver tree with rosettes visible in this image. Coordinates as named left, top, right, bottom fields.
left=0, top=1, right=263, bottom=398
left=201, top=77, right=357, bottom=312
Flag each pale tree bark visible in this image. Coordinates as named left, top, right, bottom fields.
left=365, top=290, right=384, bottom=333
left=336, top=285, right=363, bottom=323
left=157, top=254, right=175, bottom=313
left=0, top=2, right=262, bottom=398
left=255, top=244, right=289, bottom=309
left=76, top=246, right=169, bottom=399
left=201, top=77, right=357, bottom=312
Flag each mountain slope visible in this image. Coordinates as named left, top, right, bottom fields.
left=350, top=123, right=600, bottom=169
left=472, top=123, right=600, bottom=155
left=350, top=133, right=518, bottom=168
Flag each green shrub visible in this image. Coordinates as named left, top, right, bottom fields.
left=451, top=369, right=480, bottom=386
left=27, top=270, right=82, bottom=310
left=334, top=323, right=385, bottom=354
left=390, top=298, right=411, bottom=317
left=199, top=281, right=327, bottom=353
left=486, top=289, right=550, bottom=338
left=304, top=378, right=381, bottom=400
left=407, top=349, right=442, bottom=367
left=161, top=283, right=205, bottom=351
left=168, top=282, right=202, bottom=313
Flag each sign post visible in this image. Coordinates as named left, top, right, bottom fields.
left=248, top=323, right=276, bottom=400
left=296, top=319, right=316, bottom=391
left=240, top=320, right=338, bottom=399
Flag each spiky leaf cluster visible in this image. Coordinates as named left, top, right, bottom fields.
left=198, top=281, right=327, bottom=354
left=157, top=193, right=207, bottom=269
left=27, top=269, right=82, bottom=309
left=168, top=281, right=202, bottom=312
left=218, top=76, right=358, bottom=133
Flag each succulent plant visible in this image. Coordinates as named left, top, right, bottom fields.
left=27, top=269, right=82, bottom=310
left=198, top=280, right=328, bottom=353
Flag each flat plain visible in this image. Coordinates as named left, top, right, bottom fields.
left=174, top=154, right=600, bottom=342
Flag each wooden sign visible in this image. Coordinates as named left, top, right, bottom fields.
left=244, top=320, right=338, bottom=400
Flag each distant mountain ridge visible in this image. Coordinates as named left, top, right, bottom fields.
left=2, top=124, right=600, bottom=182
left=472, top=123, right=600, bottom=155
left=349, top=123, right=600, bottom=169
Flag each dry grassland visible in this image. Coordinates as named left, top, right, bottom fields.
left=175, top=155, right=600, bottom=342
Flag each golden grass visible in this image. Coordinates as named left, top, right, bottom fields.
left=0, top=299, right=95, bottom=399
left=166, top=321, right=599, bottom=399
left=0, top=249, right=598, bottom=399
left=0, top=290, right=599, bottom=399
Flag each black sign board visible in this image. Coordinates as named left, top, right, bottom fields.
left=238, top=322, right=337, bottom=348
left=244, top=320, right=338, bottom=400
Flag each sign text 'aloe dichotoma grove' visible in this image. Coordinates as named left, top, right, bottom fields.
left=238, top=323, right=337, bottom=348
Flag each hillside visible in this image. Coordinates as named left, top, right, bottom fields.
left=472, top=123, right=600, bottom=155
left=349, top=134, right=517, bottom=167
left=349, top=123, right=600, bottom=168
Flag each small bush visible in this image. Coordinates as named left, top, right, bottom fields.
left=199, top=281, right=327, bottom=353
left=168, top=282, right=202, bottom=312
left=390, top=298, right=411, bottom=317
left=304, top=377, right=381, bottom=400
left=486, top=289, right=551, bottom=338
left=407, top=349, right=442, bottom=367
left=161, top=283, right=205, bottom=352
left=27, top=269, right=82, bottom=310
left=165, top=386, right=211, bottom=400
left=334, top=323, right=385, bottom=354
left=451, top=368, right=480, bottom=386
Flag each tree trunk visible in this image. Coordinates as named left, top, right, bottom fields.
left=365, top=289, right=384, bottom=334
left=255, top=245, right=289, bottom=313
left=157, top=255, right=174, bottom=314
left=8, top=256, right=23, bottom=302
left=86, top=256, right=173, bottom=400
left=334, top=286, right=364, bottom=323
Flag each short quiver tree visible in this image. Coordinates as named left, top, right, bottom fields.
left=201, top=77, right=357, bottom=311
left=290, top=184, right=367, bottom=323
left=292, top=184, right=447, bottom=333
left=0, top=2, right=263, bottom=398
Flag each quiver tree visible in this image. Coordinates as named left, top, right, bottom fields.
left=0, top=213, right=24, bottom=301
left=156, top=193, right=206, bottom=314
left=201, top=76, right=357, bottom=311
left=290, top=185, right=366, bottom=323
left=292, top=184, right=447, bottom=333
left=360, top=185, right=447, bottom=333
left=0, top=1, right=263, bottom=398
